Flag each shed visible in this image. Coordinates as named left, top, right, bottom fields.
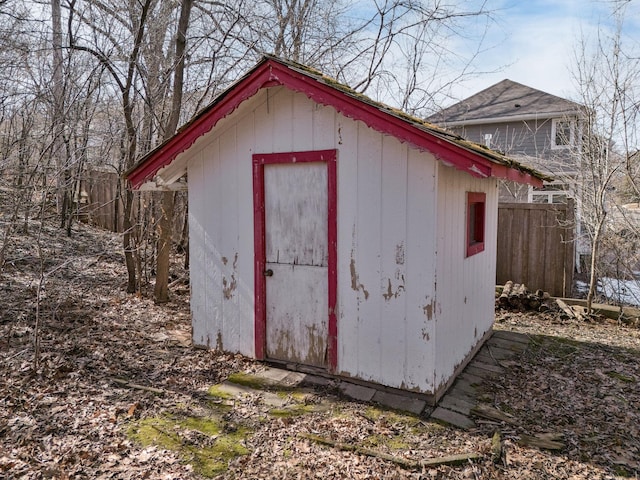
left=128, top=56, right=544, bottom=403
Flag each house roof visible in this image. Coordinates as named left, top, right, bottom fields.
left=127, top=57, right=548, bottom=189
left=427, top=79, right=584, bottom=126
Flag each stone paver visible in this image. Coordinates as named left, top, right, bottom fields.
left=254, top=367, right=291, bottom=383
left=431, top=407, right=475, bottom=429
left=339, top=382, right=376, bottom=402
left=301, top=374, right=335, bottom=387
left=214, top=328, right=531, bottom=424
left=215, top=380, right=289, bottom=407
left=438, top=395, right=475, bottom=416
left=372, top=390, right=426, bottom=415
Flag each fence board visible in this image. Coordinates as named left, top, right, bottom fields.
left=497, top=201, right=575, bottom=297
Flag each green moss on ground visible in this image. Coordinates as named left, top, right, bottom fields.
left=128, top=415, right=251, bottom=478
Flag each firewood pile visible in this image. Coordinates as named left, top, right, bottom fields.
left=496, top=281, right=555, bottom=312
left=496, top=281, right=603, bottom=321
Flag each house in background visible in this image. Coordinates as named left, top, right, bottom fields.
left=427, top=79, right=585, bottom=204
left=428, top=80, right=587, bottom=282
left=127, top=56, right=544, bottom=404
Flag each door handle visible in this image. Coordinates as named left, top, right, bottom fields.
left=263, top=269, right=274, bottom=277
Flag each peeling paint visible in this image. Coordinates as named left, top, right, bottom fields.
left=349, top=255, right=369, bottom=300
left=222, top=253, right=238, bottom=299
left=382, top=277, right=405, bottom=301
left=422, top=297, right=436, bottom=320
left=222, top=275, right=237, bottom=300
left=395, top=242, right=405, bottom=265
left=337, top=124, right=343, bottom=145
left=421, top=329, right=430, bottom=341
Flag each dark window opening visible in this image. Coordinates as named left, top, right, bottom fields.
left=466, top=192, right=486, bottom=257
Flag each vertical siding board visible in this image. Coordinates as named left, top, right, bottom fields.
left=253, top=92, right=274, bottom=153
left=271, top=87, right=293, bottom=152
left=312, top=103, right=336, bottom=150
left=219, top=125, right=242, bottom=353
left=188, top=152, right=207, bottom=346
left=404, top=149, right=437, bottom=391
left=354, top=123, right=383, bottom=383
left=204, top=139, right=223, bottom=350
left=235, top=113, right=256, bottom=356
left=378, top=138, right=408, bottom=385
left=335, top=117, right=360, bottom=377
left=292, top=89, right=314, bottom=151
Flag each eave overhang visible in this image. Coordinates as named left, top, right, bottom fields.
left=126, top=57, right=547, bottom=189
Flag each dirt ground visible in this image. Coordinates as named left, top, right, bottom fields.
left=1, top=211, right=639, bottom=479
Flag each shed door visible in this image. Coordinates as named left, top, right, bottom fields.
left=264, top=162, right=328, bottom=367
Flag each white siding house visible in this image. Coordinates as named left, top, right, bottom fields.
left=128, top=56, right=543, bottom=403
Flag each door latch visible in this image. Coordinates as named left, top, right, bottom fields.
left=263, top=269, right=274, bottom=277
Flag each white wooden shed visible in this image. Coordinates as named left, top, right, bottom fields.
left=128, top=56, right=543, bottom=403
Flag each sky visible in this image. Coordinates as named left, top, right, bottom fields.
left=446, top=0, right=640, bottom=104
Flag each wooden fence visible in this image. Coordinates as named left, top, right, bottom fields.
left=79, top=168, right=125, bottom=232
left=496, top=201, right=575, bottom=297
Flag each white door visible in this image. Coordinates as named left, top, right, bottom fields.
left=264, top=162, right=328, bottom=367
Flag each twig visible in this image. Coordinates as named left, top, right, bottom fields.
left=299, top=432, right=481, bottom=469
left=112, top=378, right=166, bottom=395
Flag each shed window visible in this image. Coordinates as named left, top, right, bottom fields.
left=466, top=192, right=486, bottom=257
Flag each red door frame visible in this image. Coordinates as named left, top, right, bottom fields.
left=253, top=149, right=338, bottom=371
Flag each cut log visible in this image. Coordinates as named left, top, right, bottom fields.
left=498, top=281, right=514, bottom=307
left=556, top=298, right=576, bottom=318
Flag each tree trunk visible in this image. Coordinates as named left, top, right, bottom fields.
left=51, top=0, right=66, bottom=219
left=154, top=190, right=175, bottom=302
left=153, top=0, right=193, bottom=303
left=586, top=212, right=606, bottom=314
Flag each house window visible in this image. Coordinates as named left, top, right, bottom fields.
left=466, top=192, right=486, bottom=257
left=552, top=118, right=574, bottom=149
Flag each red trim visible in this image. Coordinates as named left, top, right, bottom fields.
left=252, top=149, right=338, bottom=372
left=253, top=158, right=266, bottom=360
left=466, top=192, right=486, bottom=258
left=127, top=58, right=542, bottom=189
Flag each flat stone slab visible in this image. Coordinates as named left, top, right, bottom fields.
left=486, top=336, right=529, bottom=352
left=438, top=395, right=476, bottom=416
left=280, top=371, right=307, bottom=386
left=431, top=407, right=475, bottom=429
left=300, top=374, right=335, bottom=388
left=254, top=367, right=291, bottom=383
left=339, top=382, right=376, bottom=402
left=458, top=372, right=484, bottom=386
left=448, top=378, right=478, bottom=396
left=216, top=381, right=289, bottom=407
left=491, top=330, right=531, bottom=345
left=372, top=390, right=426, bottom=415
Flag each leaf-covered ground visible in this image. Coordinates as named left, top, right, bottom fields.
left=1, top=207, right=639, bottom=479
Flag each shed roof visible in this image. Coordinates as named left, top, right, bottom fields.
left=427, top=79, right=583, bottom=126
left=127, top=57, right=547, bottom=189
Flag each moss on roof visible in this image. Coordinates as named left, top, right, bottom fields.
left=266, top=55, right=549, bottom=181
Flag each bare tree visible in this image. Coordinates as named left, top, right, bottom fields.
left=154, top=0, right=193, bottom=303
left=569, top=0, right=640, bottom=312
left=67, top=0, right=154, bottom=293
